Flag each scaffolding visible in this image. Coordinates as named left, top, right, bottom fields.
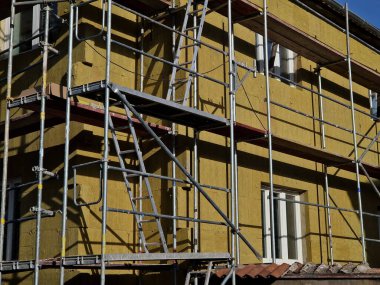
left=0, top=0, right=379, bottom=284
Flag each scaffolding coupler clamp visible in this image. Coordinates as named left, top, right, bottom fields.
left=30, top=206, right=55, bottom=217
left=39, top=41, right=59, bottom=55
left=32, top=166, right=59, bottom=179
left=231, top=227, right=241, bottom=234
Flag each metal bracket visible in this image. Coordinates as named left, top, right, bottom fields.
left=72, top=160, right=103, bottom=207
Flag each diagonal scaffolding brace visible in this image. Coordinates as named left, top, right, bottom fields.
left=111, top=86, right=262, bottom=260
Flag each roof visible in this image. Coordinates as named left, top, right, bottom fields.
left=214, top=262, right=380, bottom=281
left=294, top=0, right=380, bottom=50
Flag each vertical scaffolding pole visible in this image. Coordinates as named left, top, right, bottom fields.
left=192, top=3, right=200, bottom=284
left=263, top=0, right=276, bottom=263
left=100, top=0, right=112, bottom=283
left=345, top=3, right=366, bottom=263
left=171, top=0, right=177, bottom=256
left=34, top=5, right=49, bottom=284
left=60, top=2, right=74, bottom=284
left=316, top=68, right=334, bottom=264
left=139, top=16, right=144, bottom=254
left=234, top=141, right=239, bottom=264
left=232, top=60, right=239, bottom=266
left=0, top=1, right=15, bottom=283
left=227, top=0, right=237, bottom=281
left=193, top=4, right=199, bottom=280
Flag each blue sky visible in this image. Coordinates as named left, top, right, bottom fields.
left=335, top=0, right=380, bottom=29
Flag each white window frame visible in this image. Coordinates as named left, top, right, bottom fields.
left=255, top=33, right=297, bottom=84
left=262, top=188, right=303, bottom=264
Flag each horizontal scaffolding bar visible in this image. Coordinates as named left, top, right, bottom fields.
left=111, top=39, right=228, bottom=88
left=270, top=100, right=376, bottom=142
left=108, top=166, right=230, bottom=192
left=0, top=252, right=230, bottom=272
left=105, top=207, right=228, bottom=226
left=14, top=0, right=67, bottom=6
left=269, top=71, right=378, bottom=120
left=365, top=238, right=380, bottom=243
left=272, top=196, right=380, bottom=218
left=112, top=1, right=228, bottom=56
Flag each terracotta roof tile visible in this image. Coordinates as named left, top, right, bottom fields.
left=235, top=264, right=260, bottom=278
left=213, top=262, right=380, bottom=280
left=245, top=264, right=267, bottom=278
left=214, top=267, right=230, bottom=278
left=269, top=263, right=290, bottom=278
left=257, top=263, right=279, bottom=278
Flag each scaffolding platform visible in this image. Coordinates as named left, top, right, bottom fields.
left=69, top=81, right=380, bottom=178
left=0, top=253, right=230, bottom=273
left=6, top=83, right=171, bottom=138
left=10, top=81, right=380, bottom=178
left=70, top=81, right=229, bottom=131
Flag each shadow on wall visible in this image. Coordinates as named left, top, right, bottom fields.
left=66, top=270, right=181, bottom=285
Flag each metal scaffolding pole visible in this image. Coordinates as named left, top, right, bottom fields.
left=231, top=25, right=239, bottom=266
left=59, top=2, right=74, bottom=284
left=171, top=135, right=177, bottom=285
left=234, top=140, right=239, bottom=264
left=345, top=3, right=366, bottom=263
left=263, top=0, right=276, bottom=263
left=34, top=5, right=50, bottom=284
left=171, top=4, right=177, bottom=276
left=139, top=16, right=145, bottom=255
left=0, top=1, right=15, bottom=283
left=100, top=0, right=112, bottom=283
left=112, top=88, right=262, bottom=258
left=316, top=68, right=334, bottom=264
left=193, top=3, right=200, bottom=285
left=228, top=0, right=237, bottom=282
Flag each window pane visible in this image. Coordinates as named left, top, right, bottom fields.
left=274, top=193, right=281, bottom=259
left=14, top=9, right=33, bottom=54
left=261, top=191, right=267, bottom=258
left=286, top=194, right=297, bottom=260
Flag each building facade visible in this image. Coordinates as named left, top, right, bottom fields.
left=0, top=0, right=379, bottom=284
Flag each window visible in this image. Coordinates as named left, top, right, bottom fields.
left=369, top=90, right=378, bottom=119
left=262, top=186, right=303, bottom=263
left=4, top=178, right=21, bottom=261
left=0, top=5, right=41, bottom=58
left=255, top=34, right=297, bottom=84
